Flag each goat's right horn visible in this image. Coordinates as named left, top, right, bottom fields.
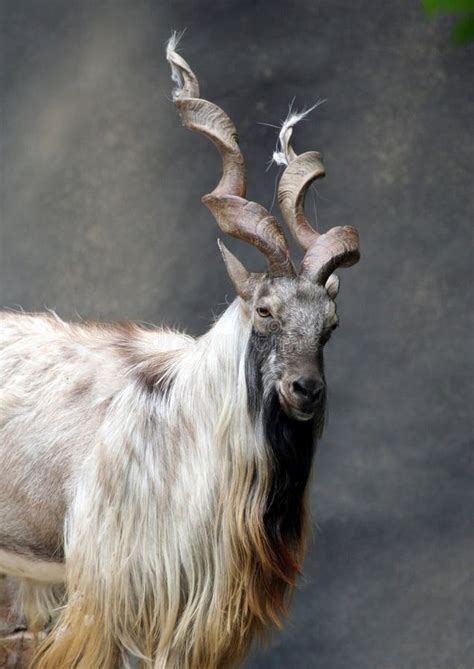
left=276, top=110, right=360, bottom=285
left=166, top=34, right=295, bottom=278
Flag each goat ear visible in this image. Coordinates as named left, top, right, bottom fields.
left=218, top=240, right=258, bottom=300
left=325, top=274, right=340, bottom=299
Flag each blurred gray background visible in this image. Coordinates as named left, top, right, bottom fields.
left=1, top=1, right=473, bottom=667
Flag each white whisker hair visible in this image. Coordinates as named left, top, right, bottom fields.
left=271, top=99, right=327, bottom=167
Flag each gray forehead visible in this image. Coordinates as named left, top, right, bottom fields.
left=256, top=277, right=336, bottom=325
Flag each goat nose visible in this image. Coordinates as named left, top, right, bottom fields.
left=291, top=377, right=325, bottom=404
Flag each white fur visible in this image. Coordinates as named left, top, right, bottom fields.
left=271, top=100, right=326, bottom=166
left=0, top=303, right=279, bottom=667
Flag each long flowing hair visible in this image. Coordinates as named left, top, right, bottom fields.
left=34, top=301, right=317, bottom=668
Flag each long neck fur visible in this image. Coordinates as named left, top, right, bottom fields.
left=35, top=301, right=318, bottom=669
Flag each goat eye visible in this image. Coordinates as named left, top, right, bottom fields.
left=256, top=307, right=272, bottom=318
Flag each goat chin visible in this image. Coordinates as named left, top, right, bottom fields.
left=0, top=300, right=314, bottom=669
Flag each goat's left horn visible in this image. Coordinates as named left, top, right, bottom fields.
left=277, top=113, right=360, bottom=285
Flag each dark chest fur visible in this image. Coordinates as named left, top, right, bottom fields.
left=245, top=331, right=322, bottom=550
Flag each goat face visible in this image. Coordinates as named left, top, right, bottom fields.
left=241, top=272, right=340, bottom=422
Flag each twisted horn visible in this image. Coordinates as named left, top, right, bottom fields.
left=166, top=34, right=294, bottom=277
left=276, top=109, right=360, bottom=285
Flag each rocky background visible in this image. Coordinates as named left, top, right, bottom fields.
left=1, top=1, right=473, bottom=667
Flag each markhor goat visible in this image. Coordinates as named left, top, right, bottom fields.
left=0, top=36, right=360, bottom=668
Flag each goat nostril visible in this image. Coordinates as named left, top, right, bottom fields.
left=291, top=377, right=324, bottom=403
left=292, top=380, right=309, bottom=397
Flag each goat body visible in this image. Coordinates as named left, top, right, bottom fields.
left=0, top=305, right=314, bottom=667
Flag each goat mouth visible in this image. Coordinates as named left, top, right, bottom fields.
left=290, top=408, right=314, bottom=422
left=277, top=387, right=314, bottom=422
